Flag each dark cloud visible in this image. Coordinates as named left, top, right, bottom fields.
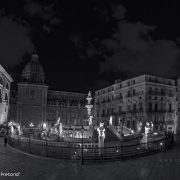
left=0, top=16, right=34, bottom=67
left=100, top=20, right=180, bottom=78
left=24, top=0, right=61, bottom=33
left=112, top=4, right=126, bottom=20
left=98, top=5, right=180, bottom=79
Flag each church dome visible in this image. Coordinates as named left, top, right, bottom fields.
left=21, top=53, right=45, bottom=83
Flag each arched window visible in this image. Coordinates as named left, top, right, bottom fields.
left=0, top=89, right=2, bottom=103
left=0, top=76, right=3, bottom=85
left=6, top=83, right=9, bottom=90
left=139, top=102, right=143, bottom=112
left=133, top=104, right=136, bottom=113
left=5, top=93, right=8, bottom=101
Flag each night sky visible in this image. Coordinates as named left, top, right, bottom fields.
left=1, top=0, right=180, bottom=92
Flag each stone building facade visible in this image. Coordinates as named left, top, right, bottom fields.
left=9, top=53, right=87, bottom=129
left=95, top=74, right=178, bottom=133
left=0, top=64, right=13, bottom=125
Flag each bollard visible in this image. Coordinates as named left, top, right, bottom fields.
left=29, top=137, right=31, bottom=154
left=45, top=138, right=48, bottom=157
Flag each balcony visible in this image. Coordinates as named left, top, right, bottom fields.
left=96, top=101, right=100, bottom=105
left=116, top=96, right=123, bottom=100
left=148, top=91, right=174, bottom=97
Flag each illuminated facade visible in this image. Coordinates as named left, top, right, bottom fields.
left=9, top=53, right=87, bottom=129
left=0, top=64, right=13, bottom=125
left=95, top=75, right=178, bottom=133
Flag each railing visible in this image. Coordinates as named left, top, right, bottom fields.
left=8, top=133, right=174, bottom=162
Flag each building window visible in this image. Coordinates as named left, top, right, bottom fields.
left=161, top=88, right=164, bottom=95
left=133, top=89, right=136, bottom=96
left=169, top=90, right=172, bottom=97
left=127, top=121, right=130, bottom=128
left=96, top=99, right=99, bottom=105
left=148, top=103, right=152, bottom=112
left=127, top=105, right=131, bottom=112
left=139, top=102, right=143, bottom=112
left=107, top=109, right=109, bottom=115
left=169, top=104, right=172, bottom=112
left=103, top=97, right=105, bottom=103
left=161, top=103, right=164, bottom=112
left=149, top=96, right=151, bottom=100
left=0, top=89, right=2, bottom=103
left=6, top=83, right=9, bottom=90
left=133, top=104, right=136, bottom=113
left=102, top=109, right=105, bottom=116
left=30, top=89, right=35, bottom=98
left=5, top=93, right=8, bottom=101
left=119, top=106, right=122, bottom=113
left=0, top=76, right=3, bottom=85
left=128, top=90, right=130, bottom=97
left=155, top=88, right=158, bottom=95
left=133, top=80, right=135, bottom=84
left=119, top=93, right=122, bottom=99
left=149, top=87, right=152, bottom=94
left=155, top=103, right=158, bottom=112
left=111, top=108, right=114, bottom=114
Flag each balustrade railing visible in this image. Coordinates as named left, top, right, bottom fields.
left=8, top=132, right=174, bottom=162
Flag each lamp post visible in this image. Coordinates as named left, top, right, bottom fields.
left=81, top=125, right=84, bottom=165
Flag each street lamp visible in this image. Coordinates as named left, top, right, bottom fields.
left=29, top=122, right=34, bottom=128
left=81, top=125, right=84, bottom=165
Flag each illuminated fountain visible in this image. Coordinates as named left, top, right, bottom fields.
left=85, top=91, right=94, bottom=137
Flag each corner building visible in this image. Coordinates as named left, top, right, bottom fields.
left=0, top=64, right=13, bottom=125
left=9, top=53, right=87, bottom=129
left=95, top=75, right=178, bottom=133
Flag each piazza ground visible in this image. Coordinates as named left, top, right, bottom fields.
left=0, top=136, right=180, bottom=180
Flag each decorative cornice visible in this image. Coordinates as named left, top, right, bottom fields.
left=0, top=64, right=13, bottom=82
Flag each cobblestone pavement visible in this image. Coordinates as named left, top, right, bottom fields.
left=0, top=136, right=180, bottom=180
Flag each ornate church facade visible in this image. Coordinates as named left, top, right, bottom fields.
left=9, top=53, right=88, bottom=129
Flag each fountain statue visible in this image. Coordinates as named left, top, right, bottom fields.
left=97, top=122, right=106, bottom=155
left=109, top=116, right=113, bottom=126
left=137, top=121, right=142, bottom=133
left=57, top=117, right=63, bottom=136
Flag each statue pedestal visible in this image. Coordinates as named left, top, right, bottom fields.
left=98, top=136, right=105, bottom=155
